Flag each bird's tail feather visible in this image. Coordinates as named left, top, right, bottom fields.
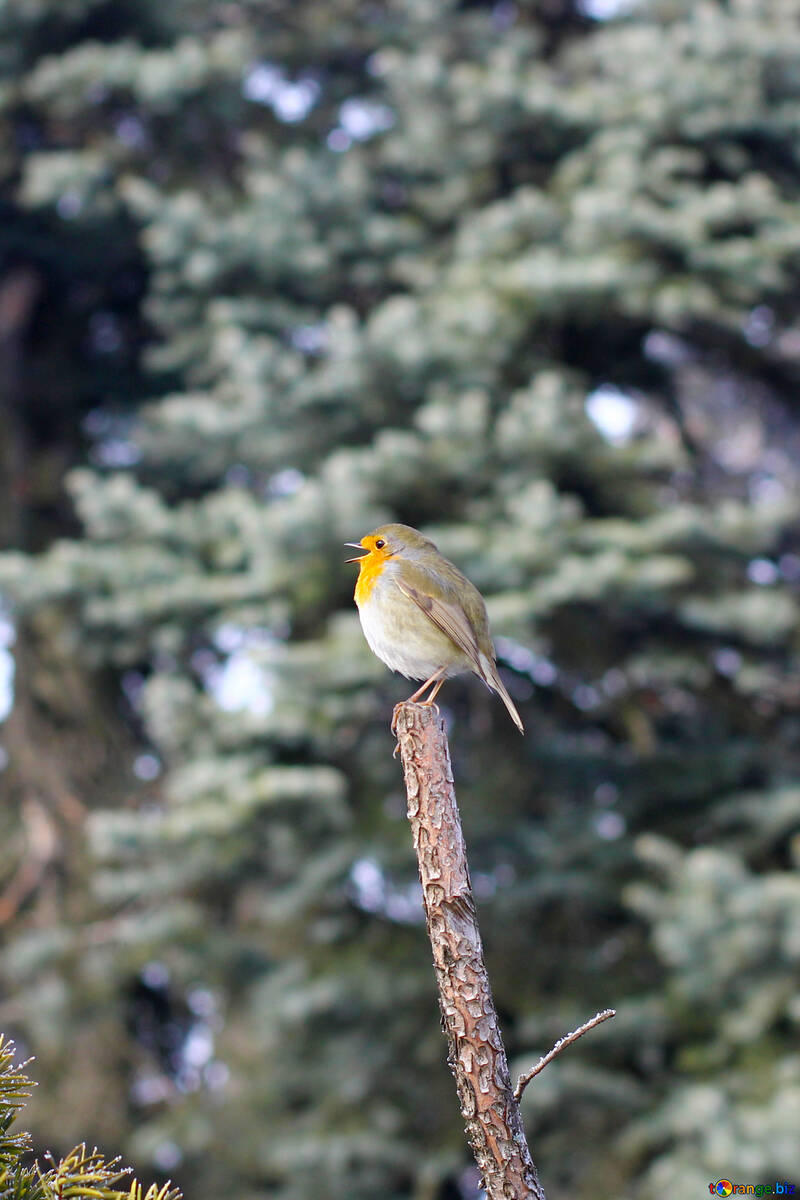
left=479, top=654, right=524, bottom=734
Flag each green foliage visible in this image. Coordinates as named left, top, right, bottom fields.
left=0, top=1039, right=180, bottom=1200
left=1, top=1, right=799, bottom=1198
left=0, top=1037, right=32, bottom=1174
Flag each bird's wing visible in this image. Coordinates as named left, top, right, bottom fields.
left=394, top=577, right=483, bottom=673
left=395, top=574, right=525, bottom=733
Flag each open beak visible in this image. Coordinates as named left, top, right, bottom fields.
left=344, top=542, right=366, bottom=563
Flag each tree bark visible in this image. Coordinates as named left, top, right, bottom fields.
left=392, top=702, right=545, bottom=1200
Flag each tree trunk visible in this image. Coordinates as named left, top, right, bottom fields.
left=393, top=702, right=545, bottom=1200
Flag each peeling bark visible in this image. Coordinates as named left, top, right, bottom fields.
left=393, top=702, right=545, bottom=1200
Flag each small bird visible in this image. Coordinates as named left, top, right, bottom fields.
left=346, top=523, right=524, bottom=732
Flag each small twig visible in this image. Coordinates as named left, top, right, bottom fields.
left=513, top=1009, right=616, bottom=1101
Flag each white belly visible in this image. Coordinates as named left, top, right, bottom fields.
left=357, top=578, right=469, bottom=682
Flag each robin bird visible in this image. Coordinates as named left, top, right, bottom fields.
left=345, top=523, right=524, bottom=732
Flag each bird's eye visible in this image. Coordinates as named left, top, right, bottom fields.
left=375, top=538, right=385, bottom=549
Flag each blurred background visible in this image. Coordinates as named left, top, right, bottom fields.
left=1, top=1, right=799, bottom=1197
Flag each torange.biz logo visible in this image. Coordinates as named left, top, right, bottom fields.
left=709, top=1184, right=795, bottom=1197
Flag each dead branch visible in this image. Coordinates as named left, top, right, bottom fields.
left=392, top=701, right=545, bottom=1200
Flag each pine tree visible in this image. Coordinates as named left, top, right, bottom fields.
left=1, top=2, right=799, bottom=1198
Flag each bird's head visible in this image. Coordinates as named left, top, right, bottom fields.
left=345, top=523, right=437, bottom=564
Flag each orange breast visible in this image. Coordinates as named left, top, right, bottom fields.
left=354, top=553, right=388, bottom=607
